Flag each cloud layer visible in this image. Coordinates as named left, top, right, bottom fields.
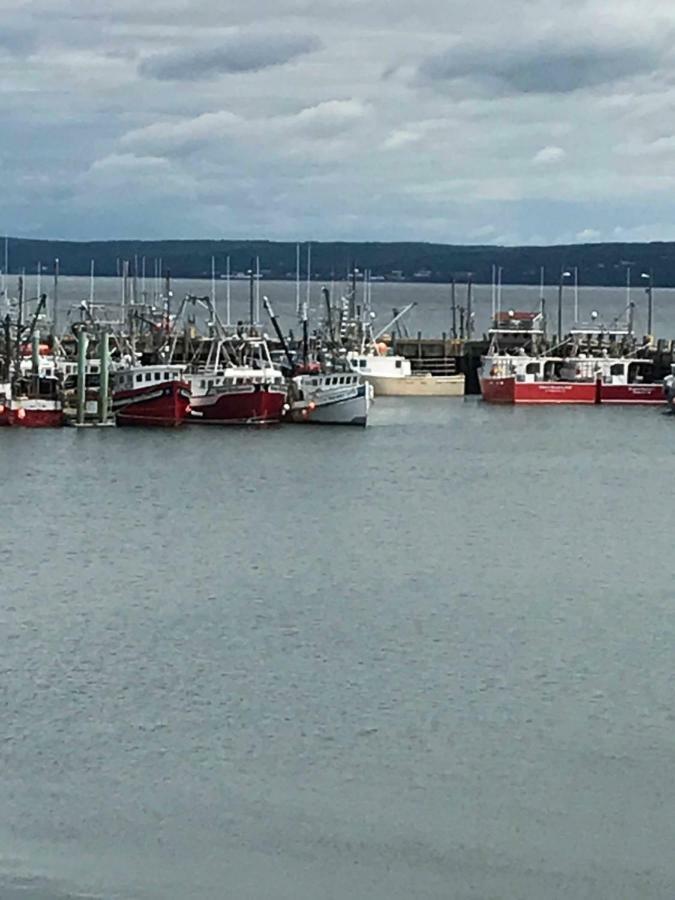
left=3, top=0, right=675, bottom=244
left=139, top=31, right=322, bottom=80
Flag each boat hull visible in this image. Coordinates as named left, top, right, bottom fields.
left=480, top=375, right=598, bottom=404
left=0, top=400, right=64, bottom=427
left=189, top=384, right=286, bottom=425
left=290, top=386, right=370, bottom=426
left=113, top=381, right=190, bottom=427
left=365, top=373, right=465, bottom=397
left=599, top=383, right=665, bottom=404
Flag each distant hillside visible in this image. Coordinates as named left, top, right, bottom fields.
left=1, top=237, right=673, bottom=286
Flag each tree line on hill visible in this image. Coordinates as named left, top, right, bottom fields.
left=3, top=237, right=675, bottom=287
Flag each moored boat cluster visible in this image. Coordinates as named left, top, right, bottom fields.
left=479, top=308, right=670, bottom=406
left=0, top=279, right=466, bottom=431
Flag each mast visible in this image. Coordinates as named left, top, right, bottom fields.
left=15, top=273, right=24, bottom=379
left=52, top=258, right=59, bottom=341
left=165, top=269, right=172, bottom=328
left=302, top=300, right=309, bottom=364
left=248, top=261, right=254, bottom=326
left=450, top=276, right=457, bottom=339
left=466, top=275, right=473, bottom=340
left=295, top=242, right=301, bottom=317
left=496, top=266, right=503, bottom=322
left=539, top=265, right=545, bottom=303
left=322, top=285, right=335, bottom=345
left=3, top=314, right=11, bottom=381
left=263, top=296, right=294, bottom=369
left=89, top=259, right=95, bottom=305
left=226, top=255, right=231, bottom=327
left=255, top=255, right=261, bottom=325
left=211, top=254, right=216, bottom=316
left=573, top=266, right=579, bottom=324
left=133, top=254, right=139, bottom=305
left=306, top=243, right=311, bottom=316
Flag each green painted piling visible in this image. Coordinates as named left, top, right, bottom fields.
left=98, top=330, right=109, bottom=424
left=76, top=329, right=88, bottom=426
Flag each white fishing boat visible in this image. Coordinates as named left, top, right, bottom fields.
left=288, top=371, right=371, bottom=425
left=347, top=350, right=465, bottom=396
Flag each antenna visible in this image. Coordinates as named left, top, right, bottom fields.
left=226, top=255, right=231, bottom=327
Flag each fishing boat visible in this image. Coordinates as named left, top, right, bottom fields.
left=111, top=364, right=190, bottom=426
left=0, top=374, right=65, bottom=427
left=288, top=370, right=371, bottom=425
left=347, top=349, right=465, bottom=396
left=187, top=337, right=286, bottom=426
left=562, top=356, right=664, bottom=405
left=479, top=352, right=598, bottom=404
left=563, top=319, right=665, bottom=405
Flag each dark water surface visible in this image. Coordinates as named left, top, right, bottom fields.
left=2, top=398, right=674, bottom=899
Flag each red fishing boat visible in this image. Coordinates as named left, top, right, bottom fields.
left=563, top=356, right=664, bottom=405
left=0, top=375, right=65, bottom=427
left=479, top=353, right=599, bottom=404
left=112, top=364, right=190, bottom=426
left=478, top=308, right=598, bottom=403
left=187, top=338, right=286, bottom=425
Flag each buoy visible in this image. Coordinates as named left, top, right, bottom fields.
left=308, top=401, right=316, bottom=411
left=17, top=407, right=26, bottom=421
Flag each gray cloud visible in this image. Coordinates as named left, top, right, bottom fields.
left=418, top=44, right=657, bottom=95
left=139, top=31, right=322, bottom=80
left=5, top=0, right=675, bottom=244
left=0, top=24, right=37, bottom=56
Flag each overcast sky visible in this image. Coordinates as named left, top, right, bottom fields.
left=2, top=0, right=675, bottom=244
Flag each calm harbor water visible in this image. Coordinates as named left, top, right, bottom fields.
left=2, top=393, right=675, bottom=899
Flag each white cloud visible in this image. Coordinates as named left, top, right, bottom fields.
left=576, top=228, right=602, bottom=241
left=532, top=145, right=566, bottom=165
left=382, top=129, right=424, bottom=150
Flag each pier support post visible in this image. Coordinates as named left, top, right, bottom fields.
left=76, top=329, right=88, bottom=426
left=98, top=329, right=109, bottom=424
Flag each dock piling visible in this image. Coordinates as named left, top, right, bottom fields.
left=98, top=329, right=109, bottom=424
left=76, top=329, right=88, bottom=426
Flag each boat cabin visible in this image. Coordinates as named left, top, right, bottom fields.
left=483, top=354, right=561, bottom=382
left=347, top=352, right=412, bottom=378
left=114, top=365, right=186, bottom=392
left=596, top=358, right=654, bottom=385
left=490, top=310, right=544, bottom=336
